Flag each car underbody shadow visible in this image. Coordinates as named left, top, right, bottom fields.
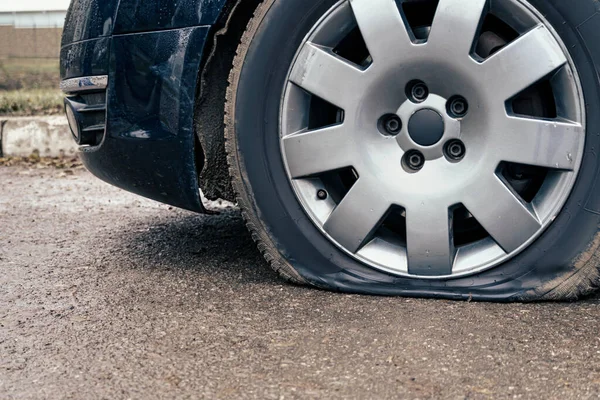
left=114, top=207, right=600, bottom=302
left=116, top=208, right=285, bottom=286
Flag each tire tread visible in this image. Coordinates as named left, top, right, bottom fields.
left=224, top=0, right=307, bottom=285
left=221, top=0, right=600, bottom=300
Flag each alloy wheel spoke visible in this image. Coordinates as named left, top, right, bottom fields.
left=281, top=0, right=584, bottom=278
left=480, top=25, right=567, bottom=102
left=464, top=176, right=541, bottom=253
left=349, top=0, right=415, bottom=65
left=289, top=42, right=366, bottom=110
left=427, top=0, right=488, bottom=56
left=494, top=116, right=584, bottom=170
left=324, top=179, right=391, bottom=254
left=405, top=202, right=454, bottom=276
left=283, top=124, right=354, bottom=178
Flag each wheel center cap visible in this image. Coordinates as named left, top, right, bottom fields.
left=408, top=109, right=445, bottom=147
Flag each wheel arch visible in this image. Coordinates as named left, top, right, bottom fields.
left=194, top=0, right=264, bottom=201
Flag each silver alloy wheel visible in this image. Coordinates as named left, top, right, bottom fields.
left=280, top=0, right=585, bottom=278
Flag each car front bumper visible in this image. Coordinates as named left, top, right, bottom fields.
left=61, top=27, right=211, bottom=212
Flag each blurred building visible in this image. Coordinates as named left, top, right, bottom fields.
left=0, top=4, right=67, bottom=59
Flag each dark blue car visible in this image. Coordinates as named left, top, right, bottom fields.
left=60, top=0, right=600, bottom=301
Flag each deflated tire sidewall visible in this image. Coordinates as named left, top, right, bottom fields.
left=231, top=0, right=600, bottom=300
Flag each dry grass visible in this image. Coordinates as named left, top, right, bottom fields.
left=0, top=58, right=60, bottom=90
left=0, top=153, right=82, bottom=168
left=0, top=89, right=63, bottom=116
left=0, top=58, right=62, bottom=116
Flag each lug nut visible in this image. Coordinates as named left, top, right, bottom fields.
left=448, top=96, right=468, bottom=118
left=404, top=150, right=425, bottom=171
left=445, top=139, right=466, bottom=161
left=378, top=114, right=402, bottom=136
left=317, top=189, right=328, bottom=200
left=411, top=82, right=429, bottom=102
left=384, top=115, right=402, bottom=135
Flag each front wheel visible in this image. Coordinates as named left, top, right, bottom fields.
left=225, top=0, right=600, bottom=301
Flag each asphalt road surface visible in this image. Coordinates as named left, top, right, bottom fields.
left=2, top=163, right=600, bottom=399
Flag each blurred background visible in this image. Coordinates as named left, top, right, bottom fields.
left=0, top=0, right=69, bottom=117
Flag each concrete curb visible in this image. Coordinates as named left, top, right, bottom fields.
left=0, top=116, right=77, bottom=158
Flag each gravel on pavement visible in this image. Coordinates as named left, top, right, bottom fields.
left=1, top=164, right=600, bottom=399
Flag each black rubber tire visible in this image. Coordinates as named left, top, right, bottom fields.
left=225, top=0, right=600, bottom=301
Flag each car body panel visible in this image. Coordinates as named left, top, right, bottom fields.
left=114, top=0, right=227, bottom=35
left=60, top=37, right=111, bottom=79
left=61, top=0, right=120, bottom=45
left=60, top=0, right=238, bottom=211
left=61, top=0, right=226, bottom=46
left=78, top=27, right=210, bottom=212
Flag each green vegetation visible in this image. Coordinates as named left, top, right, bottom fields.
left=0, top=58, right=63, bottom=116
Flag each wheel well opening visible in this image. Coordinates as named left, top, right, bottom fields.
left=194, top=0, right=263, bottom=202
